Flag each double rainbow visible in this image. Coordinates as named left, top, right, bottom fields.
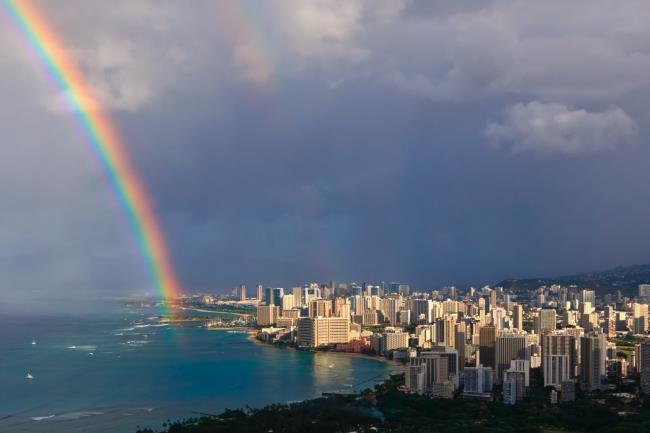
left=2, top=0, right=181, bottom=305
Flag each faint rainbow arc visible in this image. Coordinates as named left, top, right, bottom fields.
left=2, top=0, right=181, bottom=308
left=217, top=0, right=277, bottom=90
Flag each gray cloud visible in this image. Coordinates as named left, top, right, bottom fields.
left=2, top=0, right=650, bottom=306
left=484, top=102, right=638, bottom=155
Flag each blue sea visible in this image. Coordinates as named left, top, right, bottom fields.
left=0, top=305, right=395, bottom=433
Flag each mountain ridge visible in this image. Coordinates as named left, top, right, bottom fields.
left=496, top=263, right=650, bottom=296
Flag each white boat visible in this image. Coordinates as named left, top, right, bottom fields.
left=32, top=339, right=36, bottom=346
left=26, top=373, right=34, bottom=379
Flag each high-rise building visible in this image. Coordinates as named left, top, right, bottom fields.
left=264, top=287, right=284, bottom=306
left=304, top=284, right=321, bottom=306
left=417, top=352, right=450, bottom=394
left=380, top=331, right=409, bottom=353
left=463, top=364, right=493, bottom=395
left=257, top=305, right=279, bottom=326
left=543, top=354, right=570, bottom=387
left=489, top=290, right=497, bottom=312
left=238, top=284, right=247, bottom=301
left=495, top=333, right=526, bottom=384
left=542, top=333, right=577, bottom=378
left=640, top=342, right=650, bottom=394
left=560, top=379, right=576, bottom=402
left=309, top=299, right=333, bottom=318
left=296, top=317, right=350, bottom=348
left=580, top=333, right=606, bottom=391
left=479, top=325, right=498, bottom=369
left=581, top=289, right=596, bottom=306
left=580, top=312, right=599, bottom=332
left=535, top=309, right=557, bottom=334
left=381, top=296, right=401, bottom=325
left=508, top=359, right=530, bottom=387
left=292, top=287, right=302, bottom=308
left=281, top=294, right=295, bottom=311
left=409, top=299, right=433, bottom=324
left=455, top=323, right=466, bottom=371
left=405, top=363, right=426, bottom=394
left=435, top=316, right=457, bottom=348
left=502, top=377, right=517, bottom=404
left=513, top=304, right=524, bottom=331
left=504, top=369, right=526, bottom=403
left=427, top=346, right=459, bottom=378
left=256, top=284, right=263, bottom=302
left=639, top=284, right=650, bottom=298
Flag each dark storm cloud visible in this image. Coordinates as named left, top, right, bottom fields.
left=1, top=0, right=650, bottom=305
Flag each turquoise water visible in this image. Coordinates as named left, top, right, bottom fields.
left=0, top=307, right=394, bottom=433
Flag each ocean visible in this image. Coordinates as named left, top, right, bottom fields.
left=0, top=305, right=395, bottom=433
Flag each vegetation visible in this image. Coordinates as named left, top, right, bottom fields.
left=137, top=373, right=650, bottom=433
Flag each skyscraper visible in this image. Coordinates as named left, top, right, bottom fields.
left=640, top=342, right=650, bottom=394
left=513, top=304, right=524, bottom=331
left=495, top=333, right=526, bottom=384
left=580, top=333, right=606, bottom=391
left=292, top=286, right=302, bottom=308
left=409, top=299, right=433, bottom=324
left=543, top=354, right=570, bottom=387
left=238, top=284, right=246, bottom=301
left=455, top=323, right=466, bottom=371
left=581, top=289, right=596, bottom=306
left=463, top=365, right=493, bottom=395
left=542, top=333, right=577, bottom=379
left=256, top=284, right=263, bottom=302
left=534, top=309, right=556, bottom=334
left=639, top=284, right=650, bottom=298
left=264, top=287, right=284, bottom=307
left=479, top=325, right=498, bottom=369
left=296, top=317, right=350, bottom=347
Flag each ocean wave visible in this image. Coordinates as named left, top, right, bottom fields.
left=31, top=415, right=55, bottom=421
left=134, top=323, right=168, bottom=328
left=67, top=345, right=97, bottom=351
left=57, top=411, right=104, bottom=420
left=121, top=340, right=151, bottom=346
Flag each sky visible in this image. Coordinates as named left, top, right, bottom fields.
left=1, top=0, right=650, bottom=305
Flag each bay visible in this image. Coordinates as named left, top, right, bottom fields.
left=0, top=307, right=395, bottom=433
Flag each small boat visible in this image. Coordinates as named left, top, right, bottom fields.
left=328, top=364, right=335, bottom=368
left=26, top=373, right=34, bottom=380
left=32, top=339, right=36, bottom=346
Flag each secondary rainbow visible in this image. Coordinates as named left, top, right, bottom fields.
left=2, top=0, right=181, bottom=306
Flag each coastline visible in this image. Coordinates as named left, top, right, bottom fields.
left=180, top=306, right=253, bottom=317
left=247, top=331, right=405, bottom=373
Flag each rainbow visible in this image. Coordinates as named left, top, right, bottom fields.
left=2, top=0, right=181, bottom=306
left=216, top=0, right=276, bottom=88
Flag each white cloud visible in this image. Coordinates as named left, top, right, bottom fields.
left=484, top=101, right=638, bottom=155
left=4, top=0, right=194, bottom=113
left=373, top=1, right=650, bottom=102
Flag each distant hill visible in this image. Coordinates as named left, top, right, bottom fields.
left=497, top=263, right=650, bottom=296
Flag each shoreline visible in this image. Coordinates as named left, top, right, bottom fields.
left=180, top=306, right=253, bottom=317
left=247, top=331, right=405, bottom=373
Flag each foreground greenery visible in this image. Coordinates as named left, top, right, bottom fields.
left=137, top=371, right=650, bottom=433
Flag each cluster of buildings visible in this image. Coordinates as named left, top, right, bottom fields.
left=246, top=281, right=650, bottom=404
